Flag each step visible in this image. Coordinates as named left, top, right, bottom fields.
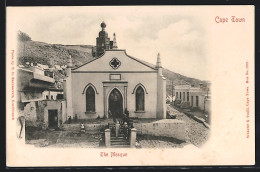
left=111, top=137, right=125, bottom=141
left=111, top=136, right=125, bottom=139
left=111, top=141, right=127, bottom=144
left=111, top=133, right=124, bottom=136
left=111, top=136, right=125, bottom=138
left=110, top=139, right=129, bottom=142
left=110, top=145, right=130, bottom=148
left=111, top=142, right=130, bottom=145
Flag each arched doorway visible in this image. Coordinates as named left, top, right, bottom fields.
left=108, top=88, right=123, bottom=119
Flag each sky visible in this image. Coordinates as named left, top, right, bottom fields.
left=10, top=6, right=210, bottom=80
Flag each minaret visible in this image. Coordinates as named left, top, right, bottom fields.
left=156, top=53, right=162, bottom=76
left=156, top=52, right=166, bottom=119
left=96, top=21, right=110, bottom=56
left=64, top=54, right=74, bottom=121
left=66, top=55, right=73, bottom=76
left=113, top=33, right=118, bottom=49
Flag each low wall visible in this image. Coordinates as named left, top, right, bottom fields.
left=62, top=119, right=187, bottom=141
left=133, top=119, right=186, bottom=141
left=62, top=123, right=104, bottom=131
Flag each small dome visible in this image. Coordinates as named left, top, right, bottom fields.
left=101, top=21, right=106, bottom=28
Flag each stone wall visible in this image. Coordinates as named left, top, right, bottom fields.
left=62, top=123, right=104, bottom=131
left=133, top=119, right=186, bottom=141
left=23, top=102, right=37, bottom=126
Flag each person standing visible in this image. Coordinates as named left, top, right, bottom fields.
left=80, top=122, right=85, bottom=133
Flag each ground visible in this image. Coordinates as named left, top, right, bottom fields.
left=26, top=129, right=102, bottom=148
left=168, top=105, right=209, bottom=147
left=25, top=105, right=209, bottom=148
left=136, top=134, right=188, bottom=148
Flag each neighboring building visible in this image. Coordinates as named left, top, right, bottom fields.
left=37, top=63, right=49, bottom=70
left=55, top=65, right=62, bottom=70
left=44, top=69, right=55, bottom=78
left=64, top=22, right=167, bottom=120
left=175, top=83, right=211, bottom=112
left=43, top=80, right=64, bottom=100
left=42, top=90, right=63, bottom=100
left=17, top=66, right=66, bottom=129
left=61, top=65, right=67, bottom=69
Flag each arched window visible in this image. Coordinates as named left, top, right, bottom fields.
left=86, top=86, right=95, bottom=112
left=136, top=86, right=145, bottom=111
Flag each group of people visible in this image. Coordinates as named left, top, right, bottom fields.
left=109, top=108, right=133, bottom=140
left=108, top=108, right=130, bottom=125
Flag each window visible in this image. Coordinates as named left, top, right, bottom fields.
left=187, top=92, right=189, bottom=101
left=180, top=92, right=182, bottom=100
left=176, top=92, right=178, bottom=98
left=191, top=96, right=193, bottom=106
left=57, top=94, right=63, bottom=99
left=196, top=96, right=199, bottom=107
left=86, top=86, right=95, bottom=112
left=183, top=92, right=185, bottom=101
left=136, top=86, right=145, bottom=111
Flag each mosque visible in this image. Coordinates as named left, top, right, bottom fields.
left=64, top=22, right=166, bottom=120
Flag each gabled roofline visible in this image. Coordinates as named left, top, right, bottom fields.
left=72, top=51, right=106, bottom=70
left=124, top=51, right=157, bottom=70
left=72, top=49, right=158, bottom=71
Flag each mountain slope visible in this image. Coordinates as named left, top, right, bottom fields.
left=17, top=40, right=94, bottom=67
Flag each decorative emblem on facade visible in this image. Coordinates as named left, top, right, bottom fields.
left=109, top=57, right=121, bottom=69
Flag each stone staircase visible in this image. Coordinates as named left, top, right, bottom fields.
left=108, top=123, right=130, bottom=148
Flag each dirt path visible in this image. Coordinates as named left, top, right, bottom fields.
left=168, top=105, right=210, bottom=147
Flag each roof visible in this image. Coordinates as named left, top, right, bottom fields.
left=125, top=51, right=157, bottom=70
left=72, top=49, right=157, bottom=71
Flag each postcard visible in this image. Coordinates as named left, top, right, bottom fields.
left=6, top=6, right=255, bottom=166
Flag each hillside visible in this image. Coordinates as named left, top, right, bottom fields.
left=163, top=68, right=208, bottom=96
left=17, top=40, right=94, bottom=67
left=17, top=39, right=208, bottom=96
